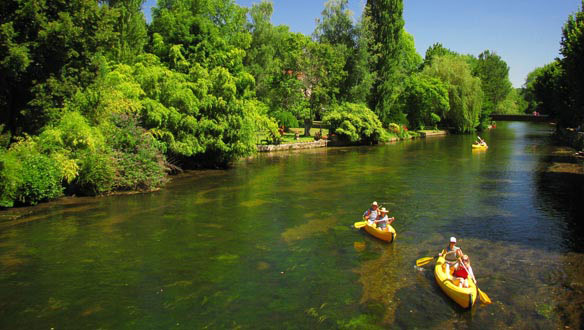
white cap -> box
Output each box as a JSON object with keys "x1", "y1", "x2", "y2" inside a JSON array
[
  {"x1": 450, "y1": 237, "x2": 457, "y2": 243},
  {"x1": 372, "y1": 201, "x2": 378, "y2": 206}
]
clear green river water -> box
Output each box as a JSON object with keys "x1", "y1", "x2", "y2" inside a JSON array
[{"x1": 1, "y1": 122, "x2": 584, "y2": 329}]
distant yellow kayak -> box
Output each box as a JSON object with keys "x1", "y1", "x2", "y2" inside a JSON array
[
  {"x1": 363, "y1": 223, "x2": 396, "y2": 243},
  {"x1": 472, "y1": 144, "x2": 488, "y2": 149},
  {"x1": 434, "y1": 255, "x2": 478, "y2": 308}
]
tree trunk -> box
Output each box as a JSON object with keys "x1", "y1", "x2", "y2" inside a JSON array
[{"x1": 303, "y1": 118, "x2": 312, "y2": 136}]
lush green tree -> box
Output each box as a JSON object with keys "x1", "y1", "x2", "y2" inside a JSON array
[
  {"x1": 474, "y1": 50, "x2": 512, "y2": 127},
  {"x1": 559, "y1": 0, "x2": 584, "y2": 126},
  {"x1": 104, "y1": 0, "x2": 148, "y2": 63},
  {"x1": 244, "y1": 0, "x2": 277, "y2": 100},
  {"x1": 365, "y1": 0, "x2": 405, "y2": 124},
  {"x1": 398, "y1": 30, "x2": 423, "y2": 74},
  {"x1": 525, "y1": 61, "x2": 566, "y2": 120},
  {"x1": 147, "y1": 0, "x2": 277, "y2": 165},
  {"x1": 298, "y1": 41, "x2": 347, "y2": 136},
  {"x1": 0, "y1": 0, "x2": 118, "y2": 136},
  {"x1": 244, "y1": 2, "x2": 317, "y2": 129},
  {"x1": 397, "y1": 73, "x2": 449, "y2": 130},
  {"x1": 423, "y1": 55, "x2": 483, "y2": 133},
  {"x1": 150, "y1": 0, "x2": 250, "y2": 71},
  {"x1": 522, "y1": 66, "x2": 546, "y2": 113},
  {"x1": 348, "y1": 15, "x2": 376, "y2": 104},
  {"x1": 313, "y1": 0, "x2": 357, "y2": 103},
  {"x1": 423, "y1": 43, "x2": 457, "y2": 68},
  {"x1": 496, "y1": 88, "x2": 527, "y2": 114},
  {"x1": 314, "y1": 0, "x2": 355, "y2": 47},
  {"x1": 323, "y1": 102, "x2": 388, "y2": 144},
  {"x1": 262, "y1": 30, "x2": 310, "y2": 124}
]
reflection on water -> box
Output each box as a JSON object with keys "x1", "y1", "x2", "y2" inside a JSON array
[{"x1": 1, "y1": 122, "x2": 584, "y2": 329}]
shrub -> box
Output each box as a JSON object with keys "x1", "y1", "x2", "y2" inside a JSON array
[
  {"x1": 0, "y1": 139, "x2": 62, "y2": 207},
  {"x1": 271, "y1": 111, "x2": 299, "y2": 131},
  {"x1": 76, "y1": 150, "x2": 116, "y2": 196},
  {"x1": 388, "y1": 123, "x2": 411, "y2": 139},
  {"x1": 0, "y1": 150, "x2": 20, "y2": 208},
  {"x1": 323, "y1": 103, "x2": 388, "y2": 145},
  {"x1": 17, "y1": 153, "x2": 63, "y2": 205},
  {"x1": 102, "y1": 113, "x2": 166, "y2": 191},
  {"x1": 0, "y1": 124, "x2": 10, "y2": 149}
]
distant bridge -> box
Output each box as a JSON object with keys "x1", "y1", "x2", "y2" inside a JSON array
[{"x1": 490, "y1": 114, "x2": 552, "y2": 122}]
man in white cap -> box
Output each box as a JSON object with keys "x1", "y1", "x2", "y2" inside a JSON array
[
  {"x1": 440, "y1": 236, "x2": 463, "y2": 277},
  {"x1": 363, "y1": 201, "x2": 379, "y2": 226}
]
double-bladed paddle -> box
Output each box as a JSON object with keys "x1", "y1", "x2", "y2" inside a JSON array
[
  {"x1": 416, "y1": 256, "x2": 435, "y2": 267},
  {"x1": 459, "y1": 260, "x2": 492, "y2": 304},
  {"x1": 353, "y1": 221, "x2": 367, "y2": 228}
]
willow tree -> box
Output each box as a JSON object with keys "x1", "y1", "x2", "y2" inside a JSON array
[
  {"x1": 397, "y1": 73, "x2": 450, "y2": 130},
  {"x1": 423, "y1": 55, "x2": 483, "y2": 133}
]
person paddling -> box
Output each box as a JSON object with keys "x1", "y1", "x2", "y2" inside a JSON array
[
  {"x1": 375, "y1": 207, "x2": 395, "y2": 232},
  {"x1": 453, "y1": 255, "x2": 476, "y2": 288},
  {"x1": 439, "y1": 237, "x2": 463, "y2": 277},
  {"x1": 363, "y1": 201, "x2": 379, "y2": 226},
  {"x1": 476, "y1": 136, "x2": 487, "y2": 146}
]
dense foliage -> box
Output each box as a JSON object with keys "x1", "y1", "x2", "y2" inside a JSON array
[
  {"x1": 522, "y1": 2, "x2": 584, "y2": 129},
  {"x1": 323, "y1": 103, "x2": 388, "y2": 144},
  {"x1": 474, "y1": 50, "x2": 512, "y2": 127},
  {"x1": 560, "y1": 1, "x2": 584, "y2": 126},
  {"x1": 0, "y1": 0, "x2": 518, "y2": 207},
  {"x1": 365, "y1": 0, "x2": 406, "y2": 125},
  {"x1": 397, "y1": 74, "x2": 449, "y2": 130},
  {"x1": 423, "y1": 55, "x2": 483, "y2": 133}
]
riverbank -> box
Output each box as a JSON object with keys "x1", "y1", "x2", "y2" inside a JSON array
[{"x1": 256, "y1": 130, "x2": 448, "y2": 152}]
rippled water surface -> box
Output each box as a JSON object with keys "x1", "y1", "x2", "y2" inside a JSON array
[{"x1": 1, "y1": 122, "x2": 584, "y2": 329}]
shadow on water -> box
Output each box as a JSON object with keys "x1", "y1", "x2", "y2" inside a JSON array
[{"x1": 535, "y1": 162, "x2": 584, "y2": 253}]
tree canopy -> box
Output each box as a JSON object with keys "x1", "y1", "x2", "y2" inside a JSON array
[{"x1": 0, "y1": 0, "x2": 520, "y2": 207}]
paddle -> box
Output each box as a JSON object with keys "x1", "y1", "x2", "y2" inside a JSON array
[
  {"x1": 416, "y1": 256, "x2": 435, "y2": 267},
  {"x1": 459, "y1": 259, "x2": 492, "y2": 304},
  {"x1": 477, "y1": 287, "x2": 492, "y2": 304},
  {"x1": 354, "y1": 221, "x2": 367, "y2": 229}
]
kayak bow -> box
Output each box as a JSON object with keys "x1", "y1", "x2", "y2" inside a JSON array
[{"x1": 362, "y1": 223, "x2": 396, "y2": 243}]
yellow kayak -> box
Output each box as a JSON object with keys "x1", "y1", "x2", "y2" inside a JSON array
[
  {"x1": 434, "y1": 255, "x2": 478, "y2": 309},
  {"x1": 363, "y1": 223, "x2": 396, "y2": 243},
  {"x1": 472, "y1": 144, "x2": 488, "y2": 149}
]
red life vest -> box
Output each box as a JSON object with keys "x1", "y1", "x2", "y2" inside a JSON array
[{"x1": 453, "y1": 265, "x2": 468, "y2": 279}]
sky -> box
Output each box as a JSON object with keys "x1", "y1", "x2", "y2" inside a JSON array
[{"x1": 143, "y1": 0, "x2": 583, "y2": 88}]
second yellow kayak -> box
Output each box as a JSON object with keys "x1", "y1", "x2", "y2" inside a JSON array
[
  {"x1": 434, "y1": 255, "x2": 478, "y2": 309},
  {"x1": 472, "y1": 144, "x2": 488, "y2": 149}
]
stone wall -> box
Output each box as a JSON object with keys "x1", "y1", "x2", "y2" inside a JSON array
[
  {"x1": 418, "y1": 130, "x2": 448, "y2": 137},
  {"x1": 256, "y1": 139, "x2": 328, "y2": 152}
]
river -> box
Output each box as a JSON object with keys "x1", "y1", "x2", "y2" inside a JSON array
[{"x1": 1, "y1": 122, "x2": 583, "y2": 329}]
